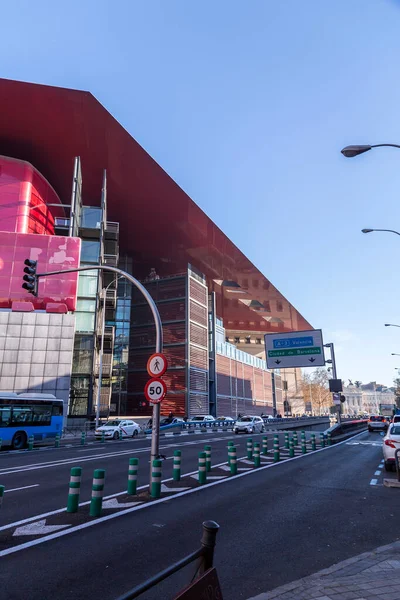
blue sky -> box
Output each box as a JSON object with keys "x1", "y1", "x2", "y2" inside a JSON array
[{"x1": 2, "y1": 0, "x2": 400, "y2": 386}]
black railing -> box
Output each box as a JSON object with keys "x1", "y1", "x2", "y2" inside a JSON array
[{"x1": 115, "y1": 520, "x2": 220, "y2": 600}]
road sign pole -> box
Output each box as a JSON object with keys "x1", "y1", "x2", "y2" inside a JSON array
[{"x1": 326, "y1": 342, "x2": 341, "y2": 424}]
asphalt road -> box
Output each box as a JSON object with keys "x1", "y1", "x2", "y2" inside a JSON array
[{"x1": 0, "y1": 427, "x2": 388, "y2": 600}]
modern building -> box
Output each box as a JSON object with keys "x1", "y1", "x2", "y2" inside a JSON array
[{"x1": 0, "y1": 78, "x2": 312, "y2": 421}]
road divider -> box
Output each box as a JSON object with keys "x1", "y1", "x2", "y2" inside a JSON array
[
  {"x1": 254, "y1": 442, "x2": 260, "y2": 468},
  {"x1": 55, "y1": 434, "x2": 60, "y2": 449},
  {"x1": 67, "y1": 467, "x2": 82, "y2": 513},
  {"x1": 247, "y1": 438, "x2": 253, "y2": 460},
  {"x1": 320, "y1": 433, "x2": 325, "y2": 448},
  {"x1": 81, "y1": 432, "x2": 86, "y2": 446},
  {"x1": 229, "y1": 446, "x2": 237, "y2": 475},
  {"x1": 293, "y1": 432, "x2": 298, "y2": 446},
  {"x1": 151, "y1": 459, "x2": 162, "y2": 498},
  {"x1": 128, "y1": 458, "x2": 138, "y2": 495},
  {"x1": 289, "y1": 438, "x2": 294, "y2": 458},
  {"x1": 311, "y1": 433, "x2": 316, "y2": 451},
  {"x1": 274, "y1": 435, "x2": 280, "y2": 462},
  {"x1": 262, "y1": 436, "x2": 268, "y2": 455},
  {"x1": 205, "y1": 445, "x2": 211, "y2": 472},
  {"x1": 198, "y1": 452, "x2": 207, "y2": 485},
  {"x1": 90, "y1": 469, "x2": 105, "y2": 517},
  {"x1": 0, "y1": 485, "x2": 4, "y2": 508},
  {"x1": 173, "y1": 450, "x2": 181, "y2": 482},
  {"x1": 28, "y1": 436, "x2": 34, "y2": 451}
]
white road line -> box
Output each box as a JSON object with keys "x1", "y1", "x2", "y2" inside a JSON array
[
  {"x1": 5, "y1": 484, "x2": 39, "y2": 493},
  {"x1": 370, "y1": 479, "x2": 378, "y2": 485},
  {"x1": 374, "y1": 470, "x2": 381, "y2": 476}
]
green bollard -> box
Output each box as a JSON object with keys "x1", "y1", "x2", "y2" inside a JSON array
[
  {"x1": 253, "y1": 442, "x2": 261, "y2": 468},
  {"x1": 273, "y1": 435, "x2": 280, "y2": 462},
  {"x1": 301, "y1": 438, "x2": 307, "y2": 454},
  {"x1": 301, "y1": 431, "x2": 306, "y2": 444},
  {"x1": 227, "y1": 441, "x2": 234, "y2": 465},
  {"x1": 229, "y1": 446, "x2": 237, "y2": 475},
  {"x1": 284, "y1": 432, "x2": 289, "y2": 449},
  {"x1": 0, "y1": 485, "x2": 4, "y2": 509},
  {"x1": 67, "y1": 466, "x2": 82, "y2": 513},
  {"x1": 150, "y1": 459, "x2": 162, "y2": 498},
  {"x1": 262, "y1": 436, "x2": 268, "y2": 455},
  {"x1": 55, "y1": 434, "x2": 60, "y2": 448},
  {"x1": 173, "y1": 450, "x2": 181, "y2": 482},
  {"x1": 311, "y1": 433, "x2": 316, "y2": 451},
  {"x1": 320, "y1": 433, "x2": 325, "y2": 448},
  {"x1": 293, "y1": 431, "x2": 298, "y2": 446},
  {"x1": 89, "y1": 469, "x2": 105, "y2": 517},
  {"x1": 81, "y1": 431, "x2": 86, "y2": 446},
  {"x1": 247, "y1": 438, "x2": 253, "y2": 460},
  {"x1": 204, "y1": 445, "x2": 211, "y2": 472},
  {"x1": 101, "y1": 431, "x2": 105, "y2": 443},
  {"x1": 28, "y1": 435, "x2": 34, "y2": 451},
  {"x1": 198, "y1": 452, "x2": 207, "y2": 485},
  {"x1": 0, "y1": 437, "x2": 3, "y2": 451},
  {"x1": 327, "y1": 432, "x2": 332, "y2": 446},
  {"x1": 128, "y1": 457, "x2": 139, "y2": 495},
  {"x1": 289, "y1": 438, "x2": 295, "y2": 458}
]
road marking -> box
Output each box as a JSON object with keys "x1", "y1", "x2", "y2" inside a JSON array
[
  {"x1": 237, "y1": 468, "x2": 252, "y2": 471},
  {"x1": 102, "y1": 499, "x2": 142, "y2": 509},
  {"x1": 13, "y1": 519, "x2": 71, "y2": 536},
  {"x1": 0, "y1": 429, "x2": 367, "y2": 557},
  {"x1": 160, "y1": 484, "x2": 190, "y2": 493},
  {"x1": 4, "y1": 484, "x2": 39, "y2": 493},
  {"x1": 370, "y1": 479, "x2": 378, "y2": 485},
  {"x1": 190, "y1": 474, "x2": 226, "y2": 481},
  {"x1": 374, "y1": 470, "x2": 381, "y2": 476}
]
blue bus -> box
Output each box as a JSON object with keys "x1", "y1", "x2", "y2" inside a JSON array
[{"x1": 0, "y1": 392, "x2": 64, "y2": 449}]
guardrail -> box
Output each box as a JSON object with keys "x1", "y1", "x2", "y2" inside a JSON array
[
  {"x1": 115, "y1": 520, "x2": 220, "y2": 600},
  {"x1": 327, "y1": 419, "x2": 368, "y2": 442}
]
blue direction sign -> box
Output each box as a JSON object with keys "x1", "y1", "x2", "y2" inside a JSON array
[{"x1": 265, "y1": 329, "x2": 325, "y2": 369}]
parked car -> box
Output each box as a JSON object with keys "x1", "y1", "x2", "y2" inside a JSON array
[
  {"x1": 392, "y1": 415, "x2": 400, "y2": 424},
  {"x1": 382, "y1": 424, "x2": 400, "y2": 471},
  {"x1": 190, "y1": 415, "x2": 215, "y2": 423},
  {"x1": 160, "y1": 417, "x2": 185, "y2": 426},
  {"x1": 262, "y1": 415, "x2": 275, "y2": 421},
  {"x1": 216, "y1": 416, "x2": 235, "y2": 423},
  {"x1": 95, "y1": 419, "x2": 141, "y2": 440},
  {"x1": 368, "y1": 415, "x2": 388, "y2": 433},
  {"x1": 234, "y1": 415, "x2": 265, "y2": 434}
]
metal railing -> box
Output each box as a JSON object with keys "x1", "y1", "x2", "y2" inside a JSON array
[{"x1": 115, "y1": 520, "x2": 219, "y2": 600}]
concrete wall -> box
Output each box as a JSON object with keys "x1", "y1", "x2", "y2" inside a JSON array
[{"x1": 0, "y1": 311, "x2": 75, "y2": 415}]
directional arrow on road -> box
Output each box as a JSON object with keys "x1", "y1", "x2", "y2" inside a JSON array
[
  {"x1": 13, "y1": 519, "x2": 71, "y2": 536},
  {"x1": 102, "y1": 498, "x2": 143, "y2": 509},
  {"x1": 160, "y1": 484, "x2": 190, "y2": 493}
]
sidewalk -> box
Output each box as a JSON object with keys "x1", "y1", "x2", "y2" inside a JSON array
[{"x1": 247, "y1": 540, "x2": 400, "y2": 600}]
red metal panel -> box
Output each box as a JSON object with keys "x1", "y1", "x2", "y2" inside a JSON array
[
  {"x1": 0, "y1": 231, "x2": 80, "y2": 310},
  {"x1": 189, "y1": 322, "x2": 207, "y2": 347},
  {"x1": 189, "y1": 300, "x2": 208, "y2": 326}
]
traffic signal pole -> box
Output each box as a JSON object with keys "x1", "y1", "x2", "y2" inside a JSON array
[
  {"x1": 325, "y1": 342, "x2": 341, "y2": 424},
  {"x1": 34, "y1": 264, "x2": 163, "y2": 491}
]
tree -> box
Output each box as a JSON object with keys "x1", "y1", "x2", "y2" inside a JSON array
[
  {"x1": 301, "y1": 368, "x2": 332, "y2": 415},
  {"x1": 394, "y1": 377, "x2": 400, "y2": 409}
]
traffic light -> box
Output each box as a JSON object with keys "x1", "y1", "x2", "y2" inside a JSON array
[
  {"x1": 340, "y1": 394, "x2": 346, "y2": 403},
  {"x1": 22, "y1": 259, "x2": 38, "y2": 296}
]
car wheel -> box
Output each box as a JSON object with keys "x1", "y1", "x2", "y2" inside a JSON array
[
  {"x1": 368, "y1": 428, "x2": 372, "y2": 432},
  {"x1": 132, "y1": 429, "x2": 138, "y2": 437},
  {"x1": 12, "y1": 431, "x2": 27, "y2": 450},
  {"x1": 113, "y1": 431, "x2": 119, "y2": 440},
  {"x1": 235, "y1": 430, "x2": 238, "y2": 434}
]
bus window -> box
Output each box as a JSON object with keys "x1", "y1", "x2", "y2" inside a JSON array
[
  {"x1": 52, "y1": 404, "x2": 63, "y2": 416},
  {"x1": 0, "y1": 407, "x2": 11, "y2": 426},
  {"x1": 32, "y1": 406, "x2": 52, "y2": 425},
  {"x1": 10, "y1": 407, "x2": 33, "y2": 425}
]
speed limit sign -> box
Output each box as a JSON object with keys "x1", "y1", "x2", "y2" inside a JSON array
[{"x1": 144, "y1": 378, "x2": 167, "y2": 404}]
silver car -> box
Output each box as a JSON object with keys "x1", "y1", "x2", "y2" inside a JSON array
[{"x1": 234, "y1": 415, "x2": 265, "y2": 434}]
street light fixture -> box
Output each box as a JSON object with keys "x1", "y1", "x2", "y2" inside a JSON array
[
  {"x1": 391, "y1": 353, "x2": 400, "y2": 356},
  {"x1": 385, "y1": 324, "x2": 400, "y2": 328},
  {"x1": 361, "y1": 228, "x2": 400, "y2": 237},
  {"x1": 341, "y1": 143, "x2": 400, "y2": 158}
]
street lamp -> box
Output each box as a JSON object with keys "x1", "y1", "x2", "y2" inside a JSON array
[
  {"x1": 385, "y1": 324, "x2": 400, "y2": 328},
  {"x1": 341, "y1": 143, "x2": 400, "y2": 158},
  {"x1": 362, "y1": 228, "x2": 400, "y2": 237},
  {"x1": 391, "y1": 353, "x2": 400, "y2": 356}
]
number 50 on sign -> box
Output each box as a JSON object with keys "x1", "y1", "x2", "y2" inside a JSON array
[{"x1": 144, "y1": 378, "x2": 167, "y2": 404}]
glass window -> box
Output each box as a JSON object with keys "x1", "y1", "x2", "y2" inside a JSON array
[
  {"x1": 75, "y1": 312, "x2": 95, "y2": 333},
  {"x1": 78, "y1": 270, "x2": 98, "y2": 298},
  {"x1": 81, "y1": 240, "x2": 100, "y2": 264},
  {"x1": 10, "y1": 406, "x2": 33, "y2": 425},
  {"x1": 52, "y1": 404, "x2": 63, "y2": 416},
  {"x1": 73, "y1": 336, "x2": 94, "y2": 374},
  {"x1": 76, "y1": 299, "x2": 96, "y2": 312},
  {"x1": 0, "y1": 406, "x2": 11, "y2": 426},
  {"x1": 245, "y1": 337, "x2": 251, "y2": 344},
  {"x1": 81, "y1": 207, "x2": 102, "y2": 229},
  {"x1": 32, "y1": 405, "x2": 52, "y2": 425},
  {"x1": 70, "y1": 377, "x2": 90, "y2": 416}
]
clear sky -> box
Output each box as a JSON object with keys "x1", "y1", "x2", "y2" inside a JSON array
[{"x1": 1, "y1": 0, "x2": 400, "y2": 386}]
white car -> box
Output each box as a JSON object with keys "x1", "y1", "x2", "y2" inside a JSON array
[
  {"x1": 190, "y1": 415, "x2": 215, "y2": 423},
  {"x1": 383, "y1": 424, "x2": 400, "y2": 471},
  {"x1": 95, "y1": 419, "x2": 141, "y2": 440},
  {"x1": 234, "y1": 415, "x2": 265, "y2": 434}
]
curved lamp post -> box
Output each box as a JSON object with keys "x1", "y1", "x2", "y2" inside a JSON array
[
  {"x1": 341, "y1": 144, "x2": 400, "y2": 158},
  {"x1": 362, "y1": 228, "x2": 400, "y2": 237},
  {"x1": 385, "y1": 324, "x2": 400, "y2": 328}
]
